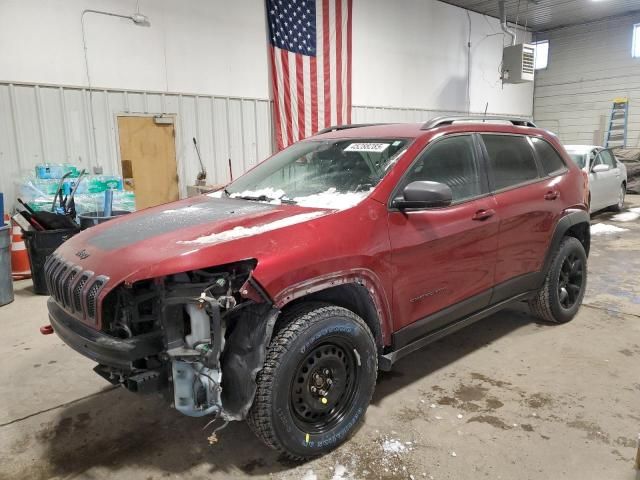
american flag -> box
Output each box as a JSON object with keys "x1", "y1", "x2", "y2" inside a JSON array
[{"x1": 267, "y1": 0, "x2": 353, "y2": 150}]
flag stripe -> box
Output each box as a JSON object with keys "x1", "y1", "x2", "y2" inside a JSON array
[
  {"x1": 280, "y1": 49, "x2": 294, "y2": 146},
  {"x1": 341, "y1": 0, "x2": 349, "y2": 123},
  {"x1": 303, "y1": 56, "x2": 312, "y2": 138},
  {"x1": 328, "y1": 0, "x2": 337, "y2": 126},
  {"x1": 296, "y1": 53, "x2": 305, "y2": 140},
  {"x1": 335, "y1": 0, "x2": 343, "y2": 126},
  {"x1": 310, "y1": 55, "x2": 318, "y2": 134},
  {"x1": 269, "y1": 49, "x2": 284, "y2": 149},
  {"x1": 346, "y1": 0, "x2": 352, "y2": 123},
  {"x1": 322, "y1": 0, "x2": 331, "y2": 129},
  {"x1": 316, "y1": 1, "x2": 324, "y2": 132}
]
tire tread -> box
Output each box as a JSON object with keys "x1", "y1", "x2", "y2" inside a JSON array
[{"x1": 529, "y1": 236, "x2": 585, "y2": 323}]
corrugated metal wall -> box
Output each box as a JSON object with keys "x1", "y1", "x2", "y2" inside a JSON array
[
  {"x1": 534, "y1": 12, "x2": 640, "y2": 147},
  {"x1": 0, "y1": 81, "x2": 274, "y2": 209}
]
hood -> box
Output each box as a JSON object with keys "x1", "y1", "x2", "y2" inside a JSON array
[{"x1": 55, "y1": 195, "x2": 331, "y2": 287}]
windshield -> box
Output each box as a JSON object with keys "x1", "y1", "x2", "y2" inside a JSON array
[
  {"x1": 223, "y1": 138, "x2": 409, "y2": 209},
  {"x1": 568, "y1": 153, "x2": 587, "y2": 169}
]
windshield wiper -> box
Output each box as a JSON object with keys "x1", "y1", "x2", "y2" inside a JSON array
[{"x1": 232, "y1": 194, "x2": 297, "y2": 204}]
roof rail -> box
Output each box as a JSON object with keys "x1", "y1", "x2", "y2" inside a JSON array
[
  {"x1": 315, "y1": 123, "x2": 389, "y2": 135},
  {"x1": 421, "y1": 116, "x2": 537, "y2": 130}
]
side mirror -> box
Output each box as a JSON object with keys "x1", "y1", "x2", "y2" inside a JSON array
[
  {"x1": 592, "y1": 164, "x2": 610, "y2": 173},
  {"x1": 393, "y1": 181, "x2": 453, "y2": 209}
]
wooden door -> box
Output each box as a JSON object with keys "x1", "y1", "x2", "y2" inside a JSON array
[{"x1": 117, "y1": 116, "x2": 179, "y2": 210}]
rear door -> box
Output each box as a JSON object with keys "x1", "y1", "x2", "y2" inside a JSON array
[
  {"x1": 387, "y1": 134, "x2": 499, "y2": 345},
  {"x1": 480, "y1": 134, "x2": 567, "y2": 302}
]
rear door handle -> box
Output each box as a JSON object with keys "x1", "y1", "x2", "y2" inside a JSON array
[
  {"x1": 544, "y1": 191, "x2": 559, "y2": 200},
  {"x1": 472, "y1": 209, "x2": 495, "y2": 221}
]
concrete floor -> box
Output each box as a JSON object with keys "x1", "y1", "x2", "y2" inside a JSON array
[{"x1": 1, "y1": 198, "x2": 640, "y2": 480}]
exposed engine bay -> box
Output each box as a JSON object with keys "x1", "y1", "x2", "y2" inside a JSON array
[{"x1": 94, "y1": 260, "x2": 278, "y2": 421}]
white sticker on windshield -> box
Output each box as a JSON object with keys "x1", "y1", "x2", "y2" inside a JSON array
[{"x1": 344, "y1": 142, "x2": 390, "y2": 153}]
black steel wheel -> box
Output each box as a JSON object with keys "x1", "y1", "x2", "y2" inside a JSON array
[
  {"x1": 290, "y1": 338, "x2": 358, "y2": 434},
  {"x1": 530, "y1": 236, "x2": 587, "y2": 323},
  {"x1": 248, "y1": 304, "x2": 377, "y2": 459}
]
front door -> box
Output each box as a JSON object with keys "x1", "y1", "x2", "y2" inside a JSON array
[
  {"x1": 388, "y1": 134, "x2": 499, "y2": 345},
  {"x1": 590, "y1": 149, "x2": 620, "y2": 210},
  {"x1": 117, "y1": 116, "x2": 179, "y2": 210}
]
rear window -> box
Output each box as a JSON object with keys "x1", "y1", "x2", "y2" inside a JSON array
[
  {"x1": 482, "y1": 135, "x2": 539, "y2": 191},
  {"x1": 531, "y1": 138, "x2": 566, "y2": 175}
]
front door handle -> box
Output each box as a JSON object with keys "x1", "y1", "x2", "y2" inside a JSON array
[
  {"x1": 544, "y1": 191, "x2": 559, "y2": 200},
  {"x1": 472, "y1": 209, "x2": 495, "y2": 221}
]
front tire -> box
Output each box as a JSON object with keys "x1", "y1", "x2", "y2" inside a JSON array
[
  {"x1": 248, "y1": 304, "x2": 377, "y2": 459},
  {"x1": 529, "y1": 236, "x2": 587, "y2": 324}
]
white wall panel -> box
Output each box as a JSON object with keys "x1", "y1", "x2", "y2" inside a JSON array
[
  {"x1": 0, "y1": 0, "x2": 270, "y2": 99},
  {"x1": 534, "y1": 12, "x2": 640, "y2": 147},
  {"x1": 0, "y1": 82, "x2": 274, "y2": 210},
  {"x1": 353, "y1": 0, "x2": 533, "y2": 116}
]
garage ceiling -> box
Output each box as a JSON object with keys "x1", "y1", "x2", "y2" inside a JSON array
[{"x1": 439, "y1": 0, "x2": 640, "y2": 32}]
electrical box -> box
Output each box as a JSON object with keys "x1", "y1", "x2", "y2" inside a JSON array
[{"x1": 502, "y1": 43, "x2": 535, "y2": 84}]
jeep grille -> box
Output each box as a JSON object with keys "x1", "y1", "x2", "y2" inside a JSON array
[{"x1": 44, "y1": 254, "x2": 108, "y2": 322}]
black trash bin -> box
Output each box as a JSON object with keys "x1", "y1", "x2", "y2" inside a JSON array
[
  {"x1": 78, "y1": 210, "x2": 130, "y2": 230},
  {"x1": 24, "y1": 228, "x2": 80, "y2": 295}
]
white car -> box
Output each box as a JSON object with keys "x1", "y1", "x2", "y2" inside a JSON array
[{"x1": 564, "y1": 145, "x2": 627, "y2": 213}]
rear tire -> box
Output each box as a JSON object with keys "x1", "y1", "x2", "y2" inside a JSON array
[
  {"x1": 248, "y1": 304, "x2": 377, "y2": 460},
  {"x1": 529, "y1": 237, "x2": 587, "y2": 324}
]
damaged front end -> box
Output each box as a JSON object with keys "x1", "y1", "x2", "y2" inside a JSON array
[{"x1": 94, "y1": 260, "x2": 278, "y2": 421}]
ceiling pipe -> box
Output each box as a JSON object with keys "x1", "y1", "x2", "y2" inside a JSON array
[{"x1": 499, "y1": 0, "x2": 516, "y2": 46}]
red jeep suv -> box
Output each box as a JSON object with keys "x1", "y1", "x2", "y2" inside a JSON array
[{"x1": 44, "y1": 117, "x2": 590, "y2": 459}]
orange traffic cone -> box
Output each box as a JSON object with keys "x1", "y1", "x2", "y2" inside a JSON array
[{"x1": 8, "y1": 215, "x2": 31, "y2": 280}]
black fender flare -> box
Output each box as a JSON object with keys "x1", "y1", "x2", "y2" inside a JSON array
[
  {"x1": 220, "y1": 305, "x2": 279, "y2": 420},
  {"x1": 540, "y1": 209, "x2": 590, "y2": 283}
]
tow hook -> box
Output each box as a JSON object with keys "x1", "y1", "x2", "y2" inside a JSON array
[{"x1": 40, "y1": 324, "x2": 54, "y2": 335}]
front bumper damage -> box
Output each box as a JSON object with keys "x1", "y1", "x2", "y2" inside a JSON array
[{"x1": 47, "y1": 273, "x2": 279, "y2": 422}]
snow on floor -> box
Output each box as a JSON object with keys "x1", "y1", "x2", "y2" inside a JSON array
[
  {"x1": 301, "y1": 470, "x2": 318, "y2": 480},
  {"x1": 590, "y1": 223, "x2": 629, "y2": 235},
  {"x1": 330, "y1": 464, "x2": 350, "y2": 480},
  {"x1": 611, "y1": 211, "x2": 640, "y2": 222},
  {"x1": 382, "y1": 438, "x2": 407, "y2": 454},
  {"x1": 180, "y1": 211, "x2": 325, "y2": 245}
]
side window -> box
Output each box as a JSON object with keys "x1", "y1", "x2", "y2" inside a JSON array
[
  {"x1": 482, "y1": 135, "x2": 539, "y2": 191},
  {"x1": 403, "y1": 135, "x2": 482, "y2": 203},
  {"x1": 531, "y1": 138, "x2": 566, "y2": 175},
  {"x1": 599, "y1": 150, "x2": 616, "y2": 168}
]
